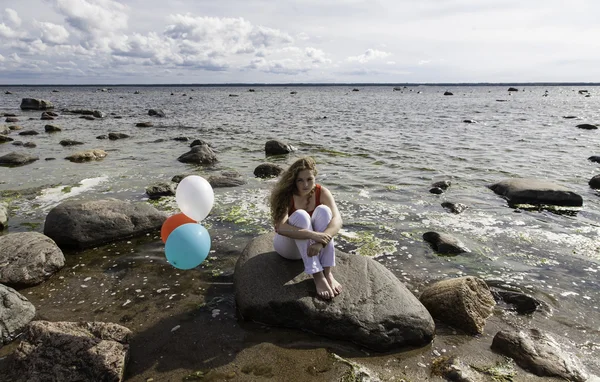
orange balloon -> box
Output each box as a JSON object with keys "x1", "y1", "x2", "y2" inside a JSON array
[{"x1": 161, "y1": 213, "x2": 197, "y2": 243}]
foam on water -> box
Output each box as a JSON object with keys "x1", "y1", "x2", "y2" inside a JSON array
[{"x1": 34, "y1": 176, "x2": 110, "y2": 211}]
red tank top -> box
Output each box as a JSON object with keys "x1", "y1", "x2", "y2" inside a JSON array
[{"x1": 289, "y1": 184, "x2": 321, "y2": 217}]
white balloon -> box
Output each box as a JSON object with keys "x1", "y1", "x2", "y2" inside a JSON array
[{"x1": 175, "y1": 175, "x2": 214, "y2": 222}]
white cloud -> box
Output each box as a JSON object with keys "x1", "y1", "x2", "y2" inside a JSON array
[
  {"x1": 0, "y1": 53, "x2": 4, "y2": 62},
  {"x1": 5, "y1": 8, "x2": 21, "y2": 26},
  {"x1": 0, "y1": 23, "x2": 17, "y2": 39},
  {"x1": 35, "y1": 21, "x2": 69, "y2": 44},
  {"x1": 347, "y1": 49, "x2": 391, "y2": 63},
  {"x1": 53, "y1": 0, "x2": 128, "y2": 48},
  {"x1": 305, "y1": 47, "x2": 331, "y2": 64}
]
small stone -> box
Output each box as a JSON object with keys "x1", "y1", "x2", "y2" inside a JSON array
[{"x1": 171, "y1": 325, "x2": 180, "y2": 332}]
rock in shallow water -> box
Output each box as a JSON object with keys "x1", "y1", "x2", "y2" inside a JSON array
[
  {"x1": 0, "y1": 152, "x2": 39, "y2": 166},
  {"x1": 491, "y1": 328, "x2": 589, "y2": 382},
  {"x1": 422, "y1": 231, "x2": 470, "y2": 255},
  {"x1": 419, "y1": 276, "x2": 495, "y2": 335},
  {"x1": 43, "y1": 198, "x2": 167, "y2": 249},
  {"x1": 234, "y1": 232, "x2": 435, "y2": 352},
  {"x1": 489, "y1": 178, "x2": 583, "y2": 207}
]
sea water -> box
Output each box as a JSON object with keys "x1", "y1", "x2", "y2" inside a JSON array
[{"x1": 1, "y1": 85, "x2": 599, "y2": 364}]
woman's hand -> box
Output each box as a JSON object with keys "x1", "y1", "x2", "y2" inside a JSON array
[
  {"x1": 308, "y1": 242, "x2": 324, "y2": 257},
  {"x1": 311, "y1": 232, "x2": 332, "y2": 245}
]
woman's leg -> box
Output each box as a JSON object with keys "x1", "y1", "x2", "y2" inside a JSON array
[
  {"x1": 274, "y1": 209, "x2": 333, "y2": 299},
  {"x1": 311, "y1": 205, "x2": 342, "y2": 295},
  {"x1": 311, "y1": 205, "x2": 335, "y2": 268}
]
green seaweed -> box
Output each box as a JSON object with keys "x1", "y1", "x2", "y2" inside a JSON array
[
  {"x1": 61, "y1": 186, "x2": 72, "y2": 193},
  {"x1": 340, "y1": 230, "x2": 397, "y2": 257},
  {"x1": 471, "y1": 358, "x2": 516, "y2": 382},
  {"x1": 20, "y1": 222, "x2": 41, "y2": 230}
]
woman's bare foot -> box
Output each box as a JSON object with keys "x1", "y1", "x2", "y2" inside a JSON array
[
  {"x1": 313, "y1": 272, "x2": 334, "y2": 300},
  {"x1": 324, "y1": 268, "x2": 342, "y2": 296}
]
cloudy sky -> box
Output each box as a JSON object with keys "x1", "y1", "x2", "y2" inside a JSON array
[{"x1": 0, "y1": 0, "x2": 599, "y2": 84}]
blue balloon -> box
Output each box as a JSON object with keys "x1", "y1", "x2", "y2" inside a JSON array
[{"x1": 164, "y1": 223, "x2": 211, "y2": 270}]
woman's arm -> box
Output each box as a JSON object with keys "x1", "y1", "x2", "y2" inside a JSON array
[{"x1": 275, "y1": 215, "x2": 318, "y2": 240}]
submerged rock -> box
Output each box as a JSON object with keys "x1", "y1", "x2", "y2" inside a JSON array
[
  {"x1": 0, "y1": 152, "x2": 39, "y2": 166},
  {"x1": 491, "y1": 329, "x2": 588, "y2": 382},
  {"x1": 108, "y1": 132, "x2": 130, "y2": 140},
  {"x1": 18, "y1": 130, "x2": 38, "y2": 136},
  {"x1": 0, "y1": 232, "x2": 65, "y2": 287},
  {"x1": 6, "y1": 321, "x2": 130, "y2": 382},
  {"x1": 265, "y1": 140, "x2": 295, "y2": 156},
  {"x1": 489, "y1": 178, "x2": 583, "y2": 207},
  {"x1": 145, "y1": 182, "x2": 175, "y2": 199},
  {"x1": 0, "y1": 134, "x2": 14, "y2": 143},
  {"x1": 432, "y1": 180, "x2": 451, "y2": 190},
  {"x1": 254, "y1": 163, "x2": 284, "y2": 178},
  {"x1": 44, "y1": 198, "x2": 166, "y2": 249},
  {"x1": 208, "y1": 176, "x2": 246, "y2": 188},
  {"x1": 0, "y1": 284, "x2": 36, "y2": 346},
  {"x1": 65, "y1": 149, "x2": 107, "y2": 162},
  {"x1": 422, "y1": 231, "x2": 470, "y2": 255},
  {"x1": 431, "y1": 355, "x2": 483, "y2": 382},
  {"x1": 419, "y1": 276, "x2": 495, "y2": 335},
  {"x1": 489, "y1": 288, "x2": 542, "y2": 315},
  {"x1": 59, "y1": 139, "x2": 84, "y2": 146},
  {"x1": 234, "y1": 232, "x2": 435, "y2": 352},
  {"x1": 148, "y1": 109, "x2": 165, "y2": 117},
  {"x1": 577, "y1": 123, "x2": 598, "y2": 130},
  {"x1": 177, "y1": 144, "x2": 218, "y2": 165},
  {"x1": 441, "y1": 202, "x2": 468, "y2": 214},
  {"x1": 20, "y1": 98, "x2": 54, "y2": 110},
  {"x1": 589, "y1": 175, "x2": 600, "y2": 189},
  {"x1": 44, "y1": 124, "x2": 61, "y2": 132}
]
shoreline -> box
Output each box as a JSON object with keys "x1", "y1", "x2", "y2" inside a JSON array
[{"x1": 1, "y1": 226, "x2": 598, "y2": 381}]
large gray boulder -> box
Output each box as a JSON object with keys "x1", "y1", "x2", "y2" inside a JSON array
[
  {"x1": 419, "y1": 276, "x2": 496, "y2": 335},
  {"x1": 43, "y1": 198, "x2": 167, "y2": 249},
  {"x1": 0, "y1": 202, "x2": 7, "y2": 229},
  {"x1": 491, "y1": 329, "x2": 589, "y2": 382},
  {"x1": 0, "y1": 284, "x2": 36, "y2": 346},
  {"x1": 6, "y1": 321, "x2": 130, "y2": 382},
  {"x1": 0, "y1": 232, "x2": 65, "y2": 287},
  {"x1": 20, "y1": 98, "x2": 54, "y2": 110},
  {"x1": 0, "y1": 152, "x2": 39, "y2": 166},
  {"x1": 489, "y1": 178, "x2": 583, "y2": 207},
  {"x1": 234, "y1": 232, "x2": 435, "y2": 352},
  {"x1": 177, "y1": 144, "x2": 218, "y2": 165}
]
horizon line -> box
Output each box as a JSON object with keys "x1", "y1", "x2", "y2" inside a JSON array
[{"x1": 1, "y1": 81, "x2": 600, "y2": 87}]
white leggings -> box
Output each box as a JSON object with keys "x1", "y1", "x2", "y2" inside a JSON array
[{"x1": 274, "y1": 205, "x2": 336, "y2": 275}]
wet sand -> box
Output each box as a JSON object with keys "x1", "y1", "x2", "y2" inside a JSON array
[{"x1": 0, "y1": 228, "x2": 597, "y2": 382}]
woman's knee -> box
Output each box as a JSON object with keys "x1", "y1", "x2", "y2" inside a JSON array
[
  {"x1": 288, "y1": 209, "x2": 312, "y2": 229},
  {"x1": 312, "y1": 205, "x2": 332, "y2": 221}
]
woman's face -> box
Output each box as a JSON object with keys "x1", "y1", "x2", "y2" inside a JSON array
[{"x1": 295, "y1": 169, "x2": 315, "y2": 196}]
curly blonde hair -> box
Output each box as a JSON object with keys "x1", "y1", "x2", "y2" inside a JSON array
[{"x1": 270, "y1": 157, "x2": 318, "y2": 225}]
